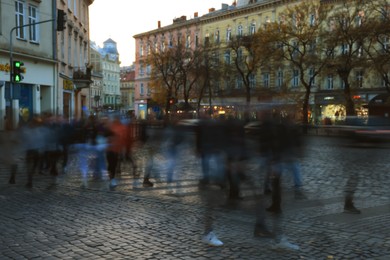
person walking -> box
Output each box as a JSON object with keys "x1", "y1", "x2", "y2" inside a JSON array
[{"x1": 106, "y1": 116, "x2": 127, "y2": 189}]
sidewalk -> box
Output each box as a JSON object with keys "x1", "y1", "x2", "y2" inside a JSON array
[{"x1": 1, "y1": 135, "x2": 390, "y2": 259}]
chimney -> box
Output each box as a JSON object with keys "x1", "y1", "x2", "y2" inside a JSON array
[
  {"x1": 158, "y1": 21, "x2": 161, "y2": 28},
  {"x1": 194, "y1": 12, "x2": 198, "y2": 18},
  {"x1": 209, "y1": 8, "x2": 215, "y2": 13}
]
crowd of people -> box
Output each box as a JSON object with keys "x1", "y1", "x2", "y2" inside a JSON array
[{"x1": 2, "y1": 109, "x2": 349, "y2": 251}]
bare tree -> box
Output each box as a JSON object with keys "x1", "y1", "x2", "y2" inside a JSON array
[
  {"x1": 147, "y1": 41, "x2": 181, "y2": 118},
  {"x1": 322, "y1": 0, "x2": 372, "y2": 117},
  {"x1": 266, "y1": 1, "x2": 332, "y2": 127},
  {"x1": 364, "y1": 0, "x2": 390, "y2": 92}
]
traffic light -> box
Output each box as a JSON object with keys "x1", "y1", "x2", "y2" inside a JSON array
[
  {"x1": 57, "y1": 9, "x2": 66, "y2": 31},
  {"x1": 169, "y1": 98, "x2": 175, "y2": 105},
  {"x1": 12, "y1": 61, "x2": 24, "y2": 83}
]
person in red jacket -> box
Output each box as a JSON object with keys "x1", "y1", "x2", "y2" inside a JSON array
[{"x1": 106, "y1": 116, "x2": 127, "y2": 189}]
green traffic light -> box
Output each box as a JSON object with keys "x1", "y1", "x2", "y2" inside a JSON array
[
  {"x1": 14, "y1": 61, "x2": 21, "y2": 68},
  {"x1": 14, "y1": 75, "x2": 20, "y2": 82}
]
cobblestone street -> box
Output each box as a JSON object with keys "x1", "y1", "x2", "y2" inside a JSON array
[{"x1": 1, "y1": 132, "x2": 390, "y2": 259}]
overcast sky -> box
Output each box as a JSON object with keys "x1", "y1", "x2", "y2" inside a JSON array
[{"x1": 89, "y1": 0, "x2": 226, "y2": 67}]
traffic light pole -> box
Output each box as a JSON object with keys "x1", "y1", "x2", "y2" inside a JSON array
[{"x1": 8, "y1": 19, "x2": 55, "y2": 129}]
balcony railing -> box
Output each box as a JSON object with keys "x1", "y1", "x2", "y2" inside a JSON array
[{"x1": 73, "y1": 66, "x2": 92, "y2": 89}]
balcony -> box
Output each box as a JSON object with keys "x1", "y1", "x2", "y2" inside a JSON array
[{"x1": 73, "y1": 66, "x2": 93, "y2": 89}]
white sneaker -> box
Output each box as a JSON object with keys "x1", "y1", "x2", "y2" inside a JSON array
[
  {"x1": 273, "y1": 237, "x2": 300, "y2": 251},
  {"x1": 110, "y1": 178, "x2": 118, "y2": 187},
  {"x1": 202, "y1": 232, "x2": 223, "y2": 246}
]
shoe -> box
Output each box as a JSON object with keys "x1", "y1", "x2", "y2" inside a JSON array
[
  {"x1": 110, "y1": 178, "x2": 118, "y2": 187},
  {"x1": 25, "y1": 182, "x2": 32, "y2": 188},
  {"x1": 273, "y1": 237, "x2": 300, "y2": 251},
  {"x1": 202, "y1": 232, "x2": 223, "y2": 246},
  {"x1": 344, "y1": 206, "x2": 361, "y2": 214},
  {"x1": 142, "y1": 179, "x2": 154, "y2": 187},
  {"x1": 253, "y1": 227, "x2": 273, "y2": 238}
]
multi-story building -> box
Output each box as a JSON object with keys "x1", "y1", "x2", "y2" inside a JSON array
[
  {"x1": 89, "y1": 41, "x2": 103, "y2": 115},
  {"x1": 0, "y1": 0, "x2": 57, "y2": 130},
  {"x1": 56, "y1": 0, "x2": 94, "y2": 121},
  {"x1": 134, "y1": 0, "x2": 390, "y2": 123},
  {"x1": 120, "y1": 65, "x2": 136, "y2": 117},
  {"x1": 133, "y1": 13, "x2": 203, "y2": 119},
  {"x1": 100, "y1": 39, "x2": 121, "y2": 112}
]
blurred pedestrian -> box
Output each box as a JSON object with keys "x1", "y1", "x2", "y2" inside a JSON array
[
  {"x1": 19, "y1": 116, "x2": 46, "y2": 188},
  {"x1": 164, "y1": 121, "x2": 185, "y2": 192},
  {"x1": 224, "y1": 118, "x2": 247, "y2": 201},
  {"x1": 106, "y1": 116, "x2": 127, "y2": 189},
  {"x1": 195, "y1": 119, "x2": 226, "y2": 187},
  {"x1": 1, "y1": 128, "x2": 21, "y2": 185}
]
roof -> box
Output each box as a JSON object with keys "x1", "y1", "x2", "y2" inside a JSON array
[{"x1": 120, "y1": 70, "x2": 135, "y2": 82}]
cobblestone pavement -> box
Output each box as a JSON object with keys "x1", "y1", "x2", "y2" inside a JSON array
[{"x1": 1, "y1": 131, "x2": 390, "y2": 259}]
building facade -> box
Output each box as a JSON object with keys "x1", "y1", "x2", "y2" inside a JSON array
[
  {"x1": 89, "y1": 42, "x2": 103, "y2": 115},
  {"x1": 56, "y1": 0, "x2": 93, "y2": 122},
  {"x1": 133, "y1": 0, "x2": 390, "y2": 123},
  {"x1": 133, "y1": 12, "x2": 203, "y2": 119},
  {"x1": 0, "y1": 0, "x2": 57, "y2": 130},
  {"x1": 120, "y1": 65, "x2": 136, "y2": 117}
]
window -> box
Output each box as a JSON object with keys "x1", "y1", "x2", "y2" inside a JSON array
[
  {"x1": 382, "y1": 36, "x2": 389, "y2": 53},
  {"x1": 169, "y1": 36, "x2": 173, "y2": 48},
  {"x1": 146, "y1": 64, "x2": 151, "y2": 75},
  {"x1": 186, "y1": 34, "x2": 191, "y2": 48},
  {"x1": 262, "y1": 73, "x2": 270, "y2": 88},
  {"x1": 15, "y1": 1, "x2": 25, "y2": 39},
  {"x1": 292, "y1": 69, "x2": 299, "y2": 87},
  {"x1": 356, "y1": 70, "x2": 363, "y2": 88},
  {"x1": 340, "y1": 78, "x2": 345, "y2": 89},
  {"x1": 250, "y1": 22, "x2": 256, "y2": 35},
  {"x1": 309, "y1": 68, "x2": 315, "y2": 85},
  {"x1": 28, "y1": 5, "x2": 38, "y2": 42},
  {"x1": 139, "y1": 65, "x2": 144, "y2": 76},
  {"x1": 292, "y1": 41, "x2": 299, "y2": 58},
  {"x1": 146, "y1": 43, "x2": 150, "y2": 55},
  {"x1": 341, "y1": 43, "x2": 349, "y2": 55},
  {"x1": 236, "y1": 77, "x2": 243, "y2": 89},
  {"x1": 215, "y1": 30, "x2": 220, "y2": 43},
  {"x1": 308, "y1": 40, "x2": 316, "y2": 54},
  {"x1": 327, "y1": 75, "x2": 333, "y2": 89},
  {"x1": 356, "y1": 11, "x2": 364, "y2": 27},
  {"x1": 224, "y1": 50, "x2": 230, "y2": 65},
  {"x1": 139, "y1": 43, "x2": 144, "y2": 57},
  {"x1": 249, "y1": 73, "x2": 256, "y2": 88},
  {"x1": 309, "y1": 13, "x2": 316, "y2": 26},
  {"x1": 195, "y1": 34, "x2": 199, "y2": 48},
  {"x1": 68, "y1": 34, "x2": 72, "y2": 65},
  {"x1": 237, "y1": 25, "x2": 243, "y2": 37},
  {"x1": 237, "y1": 48, "x2": 243, "y2": 61},
  {"x1": 140, "y1": 83, "x2": 144, "y2": 95},
  {"x1": 226, "y1": 28, "x2": 231, "y2": 42},
  {"x1": 276, "y1": 68, "x2": 284, "y2": 88},
  {"x1": 177, "y1": 34, "x2": 181, "y2": 45}
]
